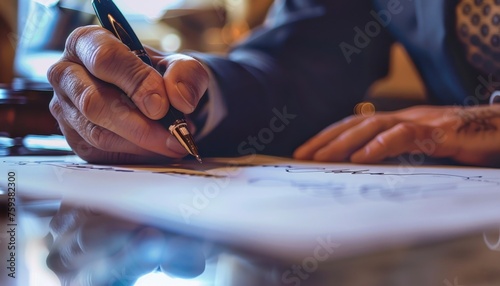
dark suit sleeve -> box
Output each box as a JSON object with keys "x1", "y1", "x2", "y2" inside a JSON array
[{"x1": 191, "y1": 0, "x2": 394, "y2": 157}]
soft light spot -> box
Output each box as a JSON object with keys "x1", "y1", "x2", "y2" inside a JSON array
[
  {"x1": 134, "y1": 272, "x2": 202, "y2": 286},
  {"x1": 161, "y1": 34, "x2": 182, "y2": 52},
  {"x1": 354, "y1": 102, "x2": 376, "y2": 117}
]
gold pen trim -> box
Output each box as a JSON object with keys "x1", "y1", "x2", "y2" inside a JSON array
[{"x1": 169, "y1": 121, "x2": 202, "y2": 163}]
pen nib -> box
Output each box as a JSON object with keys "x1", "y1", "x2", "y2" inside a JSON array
[
  {"x1": 169, "y1": 121, "x2": 202, "y2": 164},
  {"x1": 195, "y1": 155, "x2": 203, "y2": 164}
]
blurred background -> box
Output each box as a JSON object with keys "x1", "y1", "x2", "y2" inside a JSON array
[
  {"x1": 0, "y1": 0, "x2": 426, "y2": 144},
  {"x1": 0, "y1": 0, "x2": 274, "y2": 143}
]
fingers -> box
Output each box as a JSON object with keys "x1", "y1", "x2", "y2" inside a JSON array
[
  {"x1": 48, "y1": 26, "x2": 208, "y2": 160},
  {"x1": 293, "y1": 115, "x2": 365, "y2": 160},
  {"x1": 108, "y1": 229, "x2": 206, "y2": 280},
  {"x1": 157, "y1": 54, "x2": 209, "y2": 114},
  {"x1": 62, "y1": 26, "x2": 168, "y2": 119},
  {"x1": 350, "y1": 122, "x2": 430, "y2": 163},
  {"x1": 159, "y1": 237, "x2": 206, "y2": 278},
  {"x1": 49, "y1": 214, "x2": 206, "y2": 286},
  {"x1": 61, "y1": 26, "x2": 208, "y2": 118},
  {"x1": 48, "y1": 61, "x2": 187, "y2": 159},
  {"x1": 59, "y1": 120, "x2": 161, "y2": 164},
  {"x1": 47, "y1": 207, "x2": 98, "y2": 273},
  {"x1": 51, "y1": 93, "x2": 170, "y2": 163},
  {"x1": 296, "y1": 105, "x2": 500, "y2": 166},
  {"x1": 50, "y1": 96, "x2": 152, "y2": 158},
  {"x1": 48, "y1": 206, "x2": 95, "y2": 242},
  {"x1": 294, "y1": 113, "x2": 453, "y2": 164},
  {"x1": 312, "y1": 116, "x2": 398, "y2": 162}
]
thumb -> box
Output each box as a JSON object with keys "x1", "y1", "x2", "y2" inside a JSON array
[{"x1": 157, "y1": 54, "x2": 209, "y2": 114}]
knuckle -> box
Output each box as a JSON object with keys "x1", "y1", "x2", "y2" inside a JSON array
[
  {"x1": 47, "y1": 62, "x2": 89, "y2": 101},
  {"x1": 78, "y1": 85, "x2": 96, "y2": 118},
  {"x1": 66, "y1": 26, "x2": 88, "y2": 46},
  {"x1": 374, "y1": 134, "x2": 390, "y2": 149},
  {"x1": 65, "y1": 27, "x2": 85, "y2": 54},
  {"x1": 86, "y1": 124, "x2": 115, "y2": 151},
  {"x1": 49, "y1": 97, "x2": 62, "y2": 118},
  {"x1": 47, "y1": 61, "x2": 72, "y2": 86},
  {"x1": 90, "y1": 43, "x2": 121, "y2": 74},
  {"x1": 78, "y1": 85, "x2": 107, "y2": 122},
  {"x1": 65, "y1": 26, "x2": 100, "y2": 57},
  {"x1": 92, "y1": 48, "x2": 160, "y2": 101},
  {"x1": 394, "y1": 122, "x2": 418, "y2": 137}
]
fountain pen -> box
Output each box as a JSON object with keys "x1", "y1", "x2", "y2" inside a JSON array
[{"x1": 91, "y1": 0, "x2": 202, "y2": 163}]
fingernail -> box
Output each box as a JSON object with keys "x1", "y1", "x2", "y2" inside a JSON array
[
  {"x1": 176, "y1": 82, "x2": 195, "y2": 112},
  {"x1": 166, "y1": 136, "x2": 188, "y2": 156},
  {"x1": 144, "y1": 93, "x2": 163, "y2": 117}
]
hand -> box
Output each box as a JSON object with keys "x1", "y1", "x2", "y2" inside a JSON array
[
  {"x1": 46, "y1": 204, "x2": 206, "y2": 286},
  {"x1": 294, "y1": 105, "x2": 500, "y2": 167},
  {"x1": 48, "y1": 25, "x2": 209, "y2": 163}
]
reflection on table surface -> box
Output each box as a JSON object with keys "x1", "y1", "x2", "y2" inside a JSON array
[{"x1": 0, "y1": 194, "x2": 499, "y2": 286}]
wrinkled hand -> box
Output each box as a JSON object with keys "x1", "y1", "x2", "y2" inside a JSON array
[
  {"x1": 294, "y1": 105, "x2": 500, "y2": 167},
  {"x1": 48, "y1": 25, "x2": 209, "y2": 163},
  {"x1": 46, "y1": 204, "x2": 206, "y2": 286}
]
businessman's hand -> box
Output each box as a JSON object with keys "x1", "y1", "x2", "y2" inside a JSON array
[
  {"x1": 294, "y1": 105, "x2": 500, "y2": 167},
  {"x1": 46, "y1": 204, "x2": 206, "y2": 286},
  {"x1": 48, "y1": 25, "x2": 209, "y2": 163}
]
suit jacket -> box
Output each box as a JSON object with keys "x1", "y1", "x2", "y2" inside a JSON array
[{"x1": 194, "y1": 0, "x2": 484, "y2": 157}]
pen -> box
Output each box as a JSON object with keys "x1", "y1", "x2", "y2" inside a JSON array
[{"x1": 91, "y1": 0, "x2": 202, "y2": 163}]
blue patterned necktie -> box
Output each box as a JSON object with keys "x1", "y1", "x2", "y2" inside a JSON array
[{"x1": 456, "y1": 0, "x2": 500, "y2": 76}]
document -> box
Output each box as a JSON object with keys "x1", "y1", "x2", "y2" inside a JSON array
[{"x1": 1, "y1": 155, "x2": 500, "y2": 261}]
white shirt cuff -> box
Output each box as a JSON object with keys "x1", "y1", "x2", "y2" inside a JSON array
[
  {"x1": 193, "y1": 63, "x2": 228, "y2": 139},
  {"x1": 490, "y1": 91, "x2": 500, "y2": 105}
]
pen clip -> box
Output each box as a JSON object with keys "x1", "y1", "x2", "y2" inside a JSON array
[
  {"x1": 106, "y1": 13, "x2": 152, "y2": 65},
  {"x1": 92, "y1": 0, "x2": 144, "y2": 52},
  {"x1": 107, "y1": 14, "x2": 135, "y2": 48}
]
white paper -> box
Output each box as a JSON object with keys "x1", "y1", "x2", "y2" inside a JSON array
[{"x1": 2, "y1": 155, "x2": 500, "y2": 261}]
